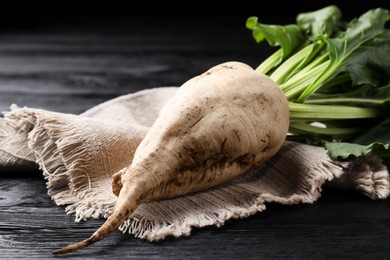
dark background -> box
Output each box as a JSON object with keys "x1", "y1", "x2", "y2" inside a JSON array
[{"x1": 1, "y1": 0, "x2": 388, "y2": 31}]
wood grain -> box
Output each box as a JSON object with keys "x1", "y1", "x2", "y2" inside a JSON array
[
  {"x1": 1, "y1": 178, "x2": 389, "y2": 259},
  {"x1": 0, "y1": 15, "x2": 389, "y2": 259},
  {"x1": 0, "y1": 20, "x2": 269, "y2": 114}
]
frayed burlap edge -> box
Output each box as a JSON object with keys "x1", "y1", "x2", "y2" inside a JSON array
[{"x1": 1, "y1": 88, "x2": 389, "y2": 242}]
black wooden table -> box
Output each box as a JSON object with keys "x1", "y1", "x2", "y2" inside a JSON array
[{"x1": 1, "y1": 10, "x2": 389, "y2": 259}]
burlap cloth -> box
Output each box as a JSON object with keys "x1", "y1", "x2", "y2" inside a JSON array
[{"x1": 1, "y1": 86, "x2": 389, "y2": 241}]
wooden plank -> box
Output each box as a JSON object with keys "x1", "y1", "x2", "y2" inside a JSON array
[
  {"x1": 1, "y1": 178, "x2": 389, "y2": 258},
  {"x1": 0, "y1": 28, "x2": 268, "y2": 114}
]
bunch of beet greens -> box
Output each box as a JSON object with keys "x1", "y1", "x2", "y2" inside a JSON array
[{"x1": 246, "y1": 5, "x2": 390, "y2": 166}]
